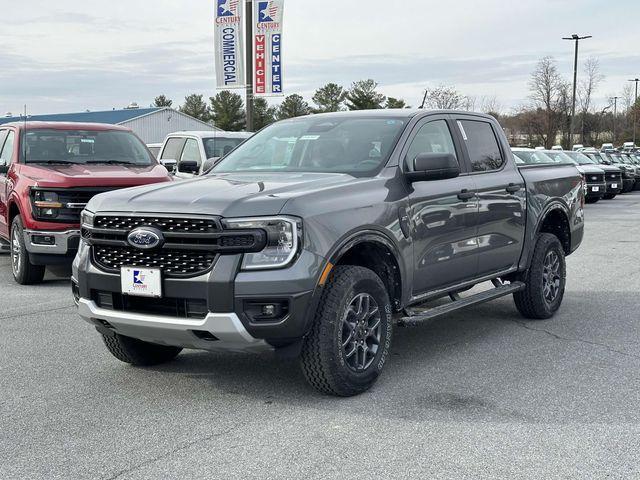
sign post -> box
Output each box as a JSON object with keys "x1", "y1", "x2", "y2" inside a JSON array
[{"x1": 245, "y1": 0, "x2": 254, "y2": 131}]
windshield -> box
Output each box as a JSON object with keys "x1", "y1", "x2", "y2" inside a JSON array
[
  {"x1": 512, "y1": 150, "x2": 557, "y2": 165},
  {"x1": 21, "y1": 129, "x2": 154, "y2": 166},
  {"x1": 211, "y1": 116, "x2": 407, "y2": 176},
  {"x1": 563, "y1": 151, "x2": 596, "y2": 165},
  {"x1": 203, "y1": 137, "x2": 247, "y2": 159},
  {"x1": 544, "y1": 151, "x2": 578, "y2": 165}
]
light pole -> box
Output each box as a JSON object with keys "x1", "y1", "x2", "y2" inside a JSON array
[
  {"x1": 563, "y1": 34, "x2": 592, "y2": 148},
  {"x1": 628, "y1": 78, "x2": 639, "y2": 146},
  {"x1": 612, "y1": 96, "x2": 620, "y2": 144}
]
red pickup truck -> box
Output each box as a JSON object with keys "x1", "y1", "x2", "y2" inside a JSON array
[{"x1": 0, "y1": 121, "x2": 171, "y2": 284}]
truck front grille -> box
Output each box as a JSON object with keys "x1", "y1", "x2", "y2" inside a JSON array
[
  {"x1": 606, "y1": 172, "x2": 622, "y2": 182},
  {"x1": 93, "y1": 246, "x2": 218, "y2": 276},
  {"x1": 85, "y1": 214, "x2": 266, "y2": 278},
  {"x1": 585, "y1": 173, "x2": 605, "y2": 184}
]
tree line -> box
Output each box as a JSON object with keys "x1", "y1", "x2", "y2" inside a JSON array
[
  {"x1": 153, "y1": 79, "x2": 409, "y2": 131},
  {"x1": 155, "y1": 59, "x2": 640, "y2": 146}
]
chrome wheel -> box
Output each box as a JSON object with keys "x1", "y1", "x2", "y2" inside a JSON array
[
  {"x1": 542, "y1": 250, "x2": 561, "y2": 303},
  {"x1": 11, "y1": 225, "x2": 21, "y2": 278},
  {"x1": 341, "y1": 293, "x2": 382, "y2": 372}
]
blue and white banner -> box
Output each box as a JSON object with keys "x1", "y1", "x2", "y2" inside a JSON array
[
  {"x1": 214, "y1": 0, "x2": 245, "y2": 89},
  {"x1": 253, "y1": 0, "x2": 285, "y2": 97}
]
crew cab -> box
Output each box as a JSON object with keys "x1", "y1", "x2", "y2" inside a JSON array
[
  {"x1": 158, "y1": 131, "x2": 252, "y2": 179},
  {"x1": 0, "y1": 122, "x2": 171, "y2": 284},
  {"x1": 74, "y1": 110, "x2": 584, "y2": 396}
]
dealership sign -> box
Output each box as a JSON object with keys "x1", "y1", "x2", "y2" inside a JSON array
[
  {"x1": 214, "y1": 0, "x2": 245, "y2": 89},
  {"x1": 253, "y1": 0, "x2": 284, "y2": 96}
]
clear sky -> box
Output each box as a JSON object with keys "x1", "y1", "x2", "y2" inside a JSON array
[{"x1": 0, "y1": 0, "x2": 638, "y2": 115}]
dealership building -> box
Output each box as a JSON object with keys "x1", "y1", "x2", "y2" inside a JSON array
[{"x1": 0, "y1": 107, "x2": 218, "y2": 144}]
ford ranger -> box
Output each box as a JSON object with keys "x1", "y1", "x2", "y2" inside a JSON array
[
  {"x1": 74, "y1": 110, "x2": 584, "y2": 396},
  {"x1": 0, "y1": 121, "x2": 171, "y2": 284}
]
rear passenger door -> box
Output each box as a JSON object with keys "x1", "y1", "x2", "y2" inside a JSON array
[
  {"x1": 454, "y1": 116, "x2": 526, "y2": 277},
  {"x1": 404, "y1": 116, "x2": 480, "y2": 296}
]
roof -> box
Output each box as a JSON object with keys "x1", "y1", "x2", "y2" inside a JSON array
[
  {"x1": 1, "y1": 121, "x2": 131, "y2": 131},
  {"x1": 165, "y1": 131, "x2": 253, "y2": 139},
  {"x1": 0, "y1": 107, "x2": 163, "y2": 126}
]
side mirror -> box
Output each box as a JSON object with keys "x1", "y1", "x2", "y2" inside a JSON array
[
  {"x1": 160, "y1": 159, "x2": 177, "y2": 173},
  {"x1": 405, "y1": 153, "x2": 460, "y2": 182},
  {"x1": 0, "y1": 159, "x2": 8, "y2": 175},
  {"x1": 178, "y1": 160, "x2": 199, "y2": 174}
]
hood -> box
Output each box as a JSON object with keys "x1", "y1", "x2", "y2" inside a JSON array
[
  {"x1": 20, "y1": 163, "x2": 170, "y2": 188},
  {"x1": 593, "y1": 164, "x2": 621, "y2": 172},
  {"x1": 86, "y1": 172, "x2": 364, "y2": 217},
  {"x1": 575, "y1": 165, "x2": 605, "y2": 175}
]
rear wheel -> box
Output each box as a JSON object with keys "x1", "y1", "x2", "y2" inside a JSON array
[
  {"x1": 514, "y1": 233, "x2": 566, "y2": 320},
  {"x1": 102, "y1": 333, "x2": 182, "y2": 366},
  {"x1": 300, "y1": 266, "x2": 393, "y2": 396},
  {"x1": 10, "y1": 215, "x2": 45, "y2": 285}
]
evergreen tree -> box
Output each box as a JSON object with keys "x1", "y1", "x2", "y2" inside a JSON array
[
  {"x1": 179, "y1": 94, "x2": 210, "y2": 122},
  {"x1": 210, "y1": 91, "x2": 246, "y2": 131},
  {"x1": 312, "y1": 83, "x2": 346, "y2": 113},
  {"x1": 385, "y1": 97, "x2": 409, "y2": 109},
  {"x1": 277, "y1": 94, "x2": 311, "y2": 119},
  {"x1": 253, "y1": 97, "x2": 277, "y2": 130},
  {"x1": 345, "y1": 79, "x2": 386, "y2": 110},
  {"x1": 154, "y1": 95, "x2": 173, "y2": 107}
]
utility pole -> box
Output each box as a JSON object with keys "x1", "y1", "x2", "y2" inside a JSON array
[
  {"x1": 245, "y1": 0, "x2": 254, "y2": 132},
  {"x1": 629, "y1": 78, "x2": 639, "y2": 146},
  {"x1": 612, "y1": 96, "x2": 619, "y2": 144},
  {"x1": 563, "y1": 34, "x2": 592, "y2": 148}
]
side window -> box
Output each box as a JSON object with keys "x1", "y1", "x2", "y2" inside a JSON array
[
  {"x1": 180, "y1": 139, "x2": 201, "y2": 162},
  {"x1": 160, "y1": 137, "x2": 185, "y2": 160},
  {"x1": 457, "y1": 120, "x2": 504, "y2": 172},
  {"x1": 0, "y1": 131, "x2": 16, "y2": 165},
  {"x1": 405, "y1": 120, "x2": 457, "y2": 171}
]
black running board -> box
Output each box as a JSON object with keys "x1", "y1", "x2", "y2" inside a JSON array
[
  {"x1": 399, "y1": 281, "x2": 525, "y2": 325},
  {"x1": 0, "y1": 239, "x2": 9, "y2": 253}
]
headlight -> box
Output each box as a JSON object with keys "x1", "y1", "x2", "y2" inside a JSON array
[
  {"x1": 81, "y1": 210, "x2": 95, "y2": 228},
  {"x1": 31, "y1": 190, "x2": 63, "y2": 220},
  {"x1": 223, "y1": 216, "x2": 302, "y2": 270}
]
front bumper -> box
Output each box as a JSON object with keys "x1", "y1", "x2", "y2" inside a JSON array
[
  {"x1": 74, "y1": 241, "x2": 324, "y2": 350},
  {"x1": 78, "y1": 298, "x2": 272, "y2": 353},
  {"x1": 585, "y1": 182, "x2": 606, "y2": 198},
  {"x1": 23, "y1": 229, "x2": 80, "y2": 254},
  {"x1": 605, "y1": 180, "x2": 622, "y2": 194}
]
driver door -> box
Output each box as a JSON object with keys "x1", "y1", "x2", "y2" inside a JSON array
[
  {"x1": 0, "y1": 128, "x2": 15, "y2": 238},
  {"x1": 404, "y1": 116, "x2": 479, "y2": 296}
]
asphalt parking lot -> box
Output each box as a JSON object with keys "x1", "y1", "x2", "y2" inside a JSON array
[{"x1": 2, "y1": 193, "x2": 640, "y2": 480}]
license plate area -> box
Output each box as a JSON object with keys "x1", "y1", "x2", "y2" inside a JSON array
[
  {"x1": 121, "y1": 267, "x2": 162, "y2": 298},
  {"x1": 611, "y1": 183, "x2": 618, "y2": 189},
  {"x1": 591, "y1": 186, "x2": 600, "y2": 192}
]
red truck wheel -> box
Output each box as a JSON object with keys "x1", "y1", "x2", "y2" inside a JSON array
[{"x1": 10, "y1": 215, "x2": 45, "y2": 285}]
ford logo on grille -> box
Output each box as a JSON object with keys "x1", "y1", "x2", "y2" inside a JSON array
[{"x1": 127, "y1": 228, "x2": 163, "y2": 250}]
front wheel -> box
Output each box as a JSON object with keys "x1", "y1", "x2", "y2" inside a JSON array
[
  {"x1": 514, "y1": 233, "x2": 566, "y2": 320},
  {"x1": 11, "y1": 215, "x2": 45, "y2": 285},
  {"x1": 300, "y1": 266, "x2": 393, "y2": 396}
]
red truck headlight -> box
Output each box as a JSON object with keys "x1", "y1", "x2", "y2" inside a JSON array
[{"x1": 31, "y1": 190, "x2": 63, "y2": 220}]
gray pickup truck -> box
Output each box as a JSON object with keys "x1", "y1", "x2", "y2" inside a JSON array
[{"x1": 73, "y1": 110, "x2": 584, "y2": 396}]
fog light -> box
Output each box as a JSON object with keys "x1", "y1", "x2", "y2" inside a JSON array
[
  {"x1": 262, "y1": 305, "x2": 276, "y2": 317},
  {"x1": 32, "y1": 235, "x2": 56, "y2": 246},
  {"x1": 243, "y1": 300, "x2": 289, "y2": 323}
]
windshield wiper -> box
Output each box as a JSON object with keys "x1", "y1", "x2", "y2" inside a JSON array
[
  {"x1": 29, "y1": 160, "x2": 79, "y2": 165},
  {"x1": 86, "y1": 160, "x2": 140, "y2": 165}
]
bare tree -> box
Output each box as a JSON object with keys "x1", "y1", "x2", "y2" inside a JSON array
[
  {"x1": 578, "y1": 57, "x2": 604, "y2": 115},
  {"x1": 528, "y1": 56, "x2": 565, "y2": 148},
  {"x1": 621, "y1": 83, "x2": 635, "y2": 113},
  {"x1": 479, "y1": 96, "x2": 503, "y2": 115},
  {"x1": 422, "y1": 85, "x2": 468, "y2": 110}
]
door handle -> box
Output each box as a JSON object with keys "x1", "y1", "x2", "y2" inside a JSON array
[
  {"x1": 457, "y1": 189, "x2": 475, "y2": 201},
  {"x1": 506, "y1": 183, "x2": 522, "y2": 194}
]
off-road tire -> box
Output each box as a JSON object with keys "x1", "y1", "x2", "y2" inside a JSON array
[
  {"x1": 603, "y1": 193, "x2": 617, "y2": 200},
  {"x1": 11, "y1": 215, "x2": 45, "y2": 285},
  {"x1": 300, "y1": 266, "x2": 393, "y2": 397},
  {"x1": 102, "y1": 333, "x2": 182, "y2": 366},
  {"x1": 514, "y1": 233, "x2": 566, "y2": 320}
]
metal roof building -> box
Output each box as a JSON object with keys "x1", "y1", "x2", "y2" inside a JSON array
[{"x1": 0, "y1": 107, "x2": 219, "y2": 144}]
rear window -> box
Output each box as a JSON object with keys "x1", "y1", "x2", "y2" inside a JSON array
[
  {"x1": 457, "y1": 120, "x2": 504, "y2": 172},
  {"x1": 22, "y1": 129, "x2": 153, "y2": 166},
  {"x1": 203, "y1": 137, "x2": 247, "y2": 159}
]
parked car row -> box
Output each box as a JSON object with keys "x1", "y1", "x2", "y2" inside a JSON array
[{"x1": 512, "y1": 147, "x2": 640, "y2": 203}]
